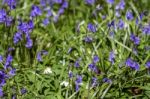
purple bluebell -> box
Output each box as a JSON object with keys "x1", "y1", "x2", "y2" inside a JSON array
[
  {"x1": 4, "y1": 0, "x2": 17, "y2": 10},
  {"x1": 91, "y1": 77, "x2": 97, "y2": 87},
  {"x1": 28, "y1": 20, "x2": 34, "y2": 29},
  {"x1": 118, "y1": 19, "x2": 124, "y2": 29},
  {"x1": 125, "y1": 58, "x2": 140, "y2": 70},
  {"x1": 58, "y1": 8, "x2": 64, "y2": 15},
  {"x1": 37, "y1": 50, "x2": 48, "y2": 62},
  {"x1": 115, "y1": 11, "x2": 121, "y2": 17},
  {"x1": 84, "y1": 36, "x2": 93, "y2": 43},
  {"x1": 68, "y1": 71, "x2": 73, "y2": 78},
  {"x1": 8, "y1": 68, "x2": 16, "y2": 76},
  {"x1": 4, "y1": 54, "x2": 13, "y2": 69},
  {"x1": 130, "y1": 34, "x2": 140, "y2": 45},
  {"x1": 88, "y1": 63, "x2": 95, "y2": 71},
  {"x1": 62, "y1": 1, "x2": 68, "y2": 8},
  {"x1": 30, "y1": 5, "x2": 42, "y2": 18},
  {"x1": 0, "y1": 71, "x2": 6, "y2": 86},
  {"x1": 126, "y1": 11, "x2": 134, "y2": 21},
  {"x1": 46, "y1": 10, "x2": 52, "y2": 17},
  {"x1": 109, "y1": 51, "x2": 115, "y2": 64},
  {"x1": 0, "y1": 87, "x2": 3, "y2": 97},
  {"x1": 40, "y1": 0, "x2": 46, "y2": 6},
  {"x1": 142, "y1": 25, "x2": 150, "y2": 35},
  {"x1": 75, "y1": 75, "x2": 82, "y2": 92},
  {"x1": 74, "y1": 60, "x2": 80, "y2": 68},
  {"x1": 0, "y1": 55, "x2": 3, "y2": 62},
  {"x1": 85, "y1": 0, "x2": 95, "y2": 5},
  {"x1": 25, "y1": 37, "x2": 33, "y2": 48},
  {"x1": 103, "y1": 78, "x2": 112, "y2": 83},
  {"x1": 53, "y1": 0, "x2": 62, "y2": 4},
  {"x1": 108, "y1": 20, "x2": 115, "y2": 28},
  {"x1": 93, "y1": 55, "x2": 99, "y2": 64},
  {"x1": 0, "y1": 9, "x2": 6, "y2": 23},
  {"x1": 115, "y1": 0, "x2": 125, "y2": 10},
  {"x1": 13, "y1": 32, "x2": 22, "y2": 44},
  {"x1": 21, "y1": 88, "x2": 27, "y2": 95},
  {"x1": 145, "y1": 61, "x2": 150, "y2": 68},
  {"x1": 87, "y1": 23, "x2": 97, "y2": 33},
  {"x1": 43, "y1": 18, "x2": 50, "y2": 26},
  {"x1": 106, "y1": 0, "x2": 114, "y2": 4},
  {"x1": 109, "y1": 31, "x2": 114, "y2": 37},
  {"x1": 101, "y1": 15, "x2": 106, "y2": 20},
  {"x1": 5, "y1": 16, "x2": 13, "y2": 27}
]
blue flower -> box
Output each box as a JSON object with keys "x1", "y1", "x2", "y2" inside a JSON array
[
  {"x1": 74, "y1": 60, "x2": 80, "y2": 68},
  {"x1": 8, "y1": 68, "x2": 16, "y2": 76},
  {"x1": 4, "y1": 54, "x2": 13, "y2": 69},
  {"x1": 0, "y1": 9, "x2": 6, "y2": 23},
  {"x1": 103, "y1": 78, "x2": 112, "y2": 83},
  {"x1": 13, "y1": 32, "x2": 22, "y2": 44},
  {"x1": 53, "y1": 0, "x2": 62, "y2": 4},
  {"x1": 0, "y1": 71, "x2": 6, "y2": 86},
  {"x1": 126, "y1": 11, "x2": 134, "y2": 21},
  {"x1": 30, "y1": 5, "x2": 42, "y2": 18},
  {"x1": 25, "y1": 37, "x2": 33, "y2": 49},
  {"x1": 0, "y1": 55, "x2": 3, "y2": 63},
  {"x1": 40, "y1": 0, "x2": 46, "y2": 6},
  {"x1": 87, "y1": 23, "x2": 97, "y2": 33},
  {"x1": 106, "y1": 0, "x2": 114, "y2": 4},
  {"x1": 91, "y1": 77, "x2": 97, "y2": 87},
  {"x1": 117, "y1": 19, "x2": 124, "y2": 29},
  {"x1": 109, "y1": 51, "x2": 115, "y2": 64},
  {"x1": 62, "y1": 1, "x2": 68, "y2": 8},
  {"x1": 93, "y1": 55, "x2": 99, "y2": 64},
  {"x1": 4, "y1": 0, "x2": 17, "y2": 10},
  {"x1": 21, "y1": 88, "x2": 27, "y2": 95},
  {"x1": 115, "y1": 0, "x2": 125, "y2": 10},
  {"x1": 58, "y1": 8, "x2": 64, "y2": 15},
  {"x1": 37, "y1": 50, "x2": 48, "y2": 62},
  {"x1": 84, "y1": 36, "x2": 93, "y2": 43},
  {"x1": 75, "y1": 75, "x2": 82, "y2": 92},
  {"x1": 125, "y1": 58, "x2": 140, "y2": 71},
  {"x1": 0, "y1": 87, "x2": 3, "y2": 97},
  {"x1": 43, "y1": 18, "x2": 50, "y2": 26},
  {"x1": 68, "y1": 71, "x2": 73, "y2": 78},
  {"x1": 130, "y1": 34, "x2": 140, "y2": 45},
  {"x1": 85, "y1": 0, "x2": 95, "y2": 5},
  {"x1": 142, "y1": 25, "x2": 150, "y2": 35},
  {"x1": 145, "y1": 61, "x2": 150, "y2": 68}
]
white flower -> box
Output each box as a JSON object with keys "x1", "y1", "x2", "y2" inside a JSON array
[
  {"x1": 60, "y1": 81, "x2": 69, "y2": 87},
  {"x1": 43, "y1": 67, "x2": 52, "y2": 74}
]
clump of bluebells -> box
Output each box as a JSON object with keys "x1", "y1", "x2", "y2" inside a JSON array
[{"x1": 0, "y1": 0, "x2": 150, "y2": 98}]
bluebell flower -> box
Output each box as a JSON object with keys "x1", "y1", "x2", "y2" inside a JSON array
[
  {"x1": 53, "y1": 0, "x2": 62, "y2": 4},
  {"x1": 103, "y1": 78, "x2": 112, "y2": 83},
  {"x1": 8, "y1": 68, "x2": 16, "y2": 76},
  {"x1": 126, "y1": 11, "x2": 134, "y2": 21},
  {"x1": 108, "y1": 20, "x2": 115, "y2": 28},
  {"x1": 106, "y1": 0, "x2": 114, "y2": 4},
  {"x1": 5, "y1": 16, "x2": 13, "y2": 27},
  {"x1": 145, "y1": 61, "x2": 150, "y2": 68},
  {"x1": 125, "y1": 58, "x2": 140, "y2": 71},
  {"x1": 74, "y1": 60, "x2": 80, "y2": 68},
  {"x1": 130, "y1": 34, "x2": 140, "y2": 45},
  {"x1": 101, "y1": 15, "x2": 106, "y2": 20},
  {"x1": 85, "y1": 0, "x2": 95, "y2": 5},
  {"x1": 28, "y1": 20, "x2": 34, "y2": 29},
  {"x1": 43, "y1": 18, "x2": 50, "y2": 26},
  {"x1": 75, "y1": 75, "x2": 82, "y2": 92},
  {"x1": 93, "y1": 55, "x2": 99, "y2": 64},
  {"x1": 115, "y1": 11, "x2": 121, "y2": 17},
  {"x1": 25, "y1": 37, "x2": 33, "y2": 48},
  {"x1": 40, "y1": 0, "x2": 46, "y2": 6},
  {"x1": 0, "y1": 55, "x2": 3, "y2": 63},
  {"x1": 115, "y1": 0, "x2": 125, "y2": 10},
  {"x1": 87, "y1": 23, "x2": 97, "y2": 33},
  {"x1": 109, "y1": 51, "x2": 115, "y2": 64},
  {"x1": 84, "y1": 36, "x2": 93, "y2": 43},
  {"x1": 0, "y1": 9, "x2": 6, "y2": 23},
  {"x1": 88, "y1": 63, "x2": 95, "y2": 71},
  {"x1": 142, "y1": 25, "x2": 150, "y2": 35},
  {"x1": 0, "y1": 87, "x2": 3, "y2": 97},
  {"x1": 46, "y1": 10, "x2": 52, "y2": 17},
  {"x1": 0, "y1": 70, "x2": 6, "y2": 86},
  {"x1": 58, "y1": 8, "x2": 64, "y2": 15},
  {"x1": 4, "y1": 54, "x2": 13, "y2": 69},
  {"x1": 30, "y1": 5, "x2": 42, "y2": 18},
  {"x1": 91, "y1": 77, "x2": 97, "y2": 87},
  {"x1": 62, "y1": 1, "x2": 68, "y2": 8},
  {"x1": 13, "y1": 32, "x2": 22, "y2": 44},
  {"x1": 21, "y1": 88, "x2": 27, "y2": 95},
  {"x1": 68, "y1": 71, "x2": 73, "y2": 78},
  {"x1": 4, "y1": 0, "x2": 17, "y2": 10},
  {"x1": 37, "y1": 50, "x2": 48, "y2": 62},
  {"x1": 118, "y1": 19, "x2": 124, "y2": 29}
]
